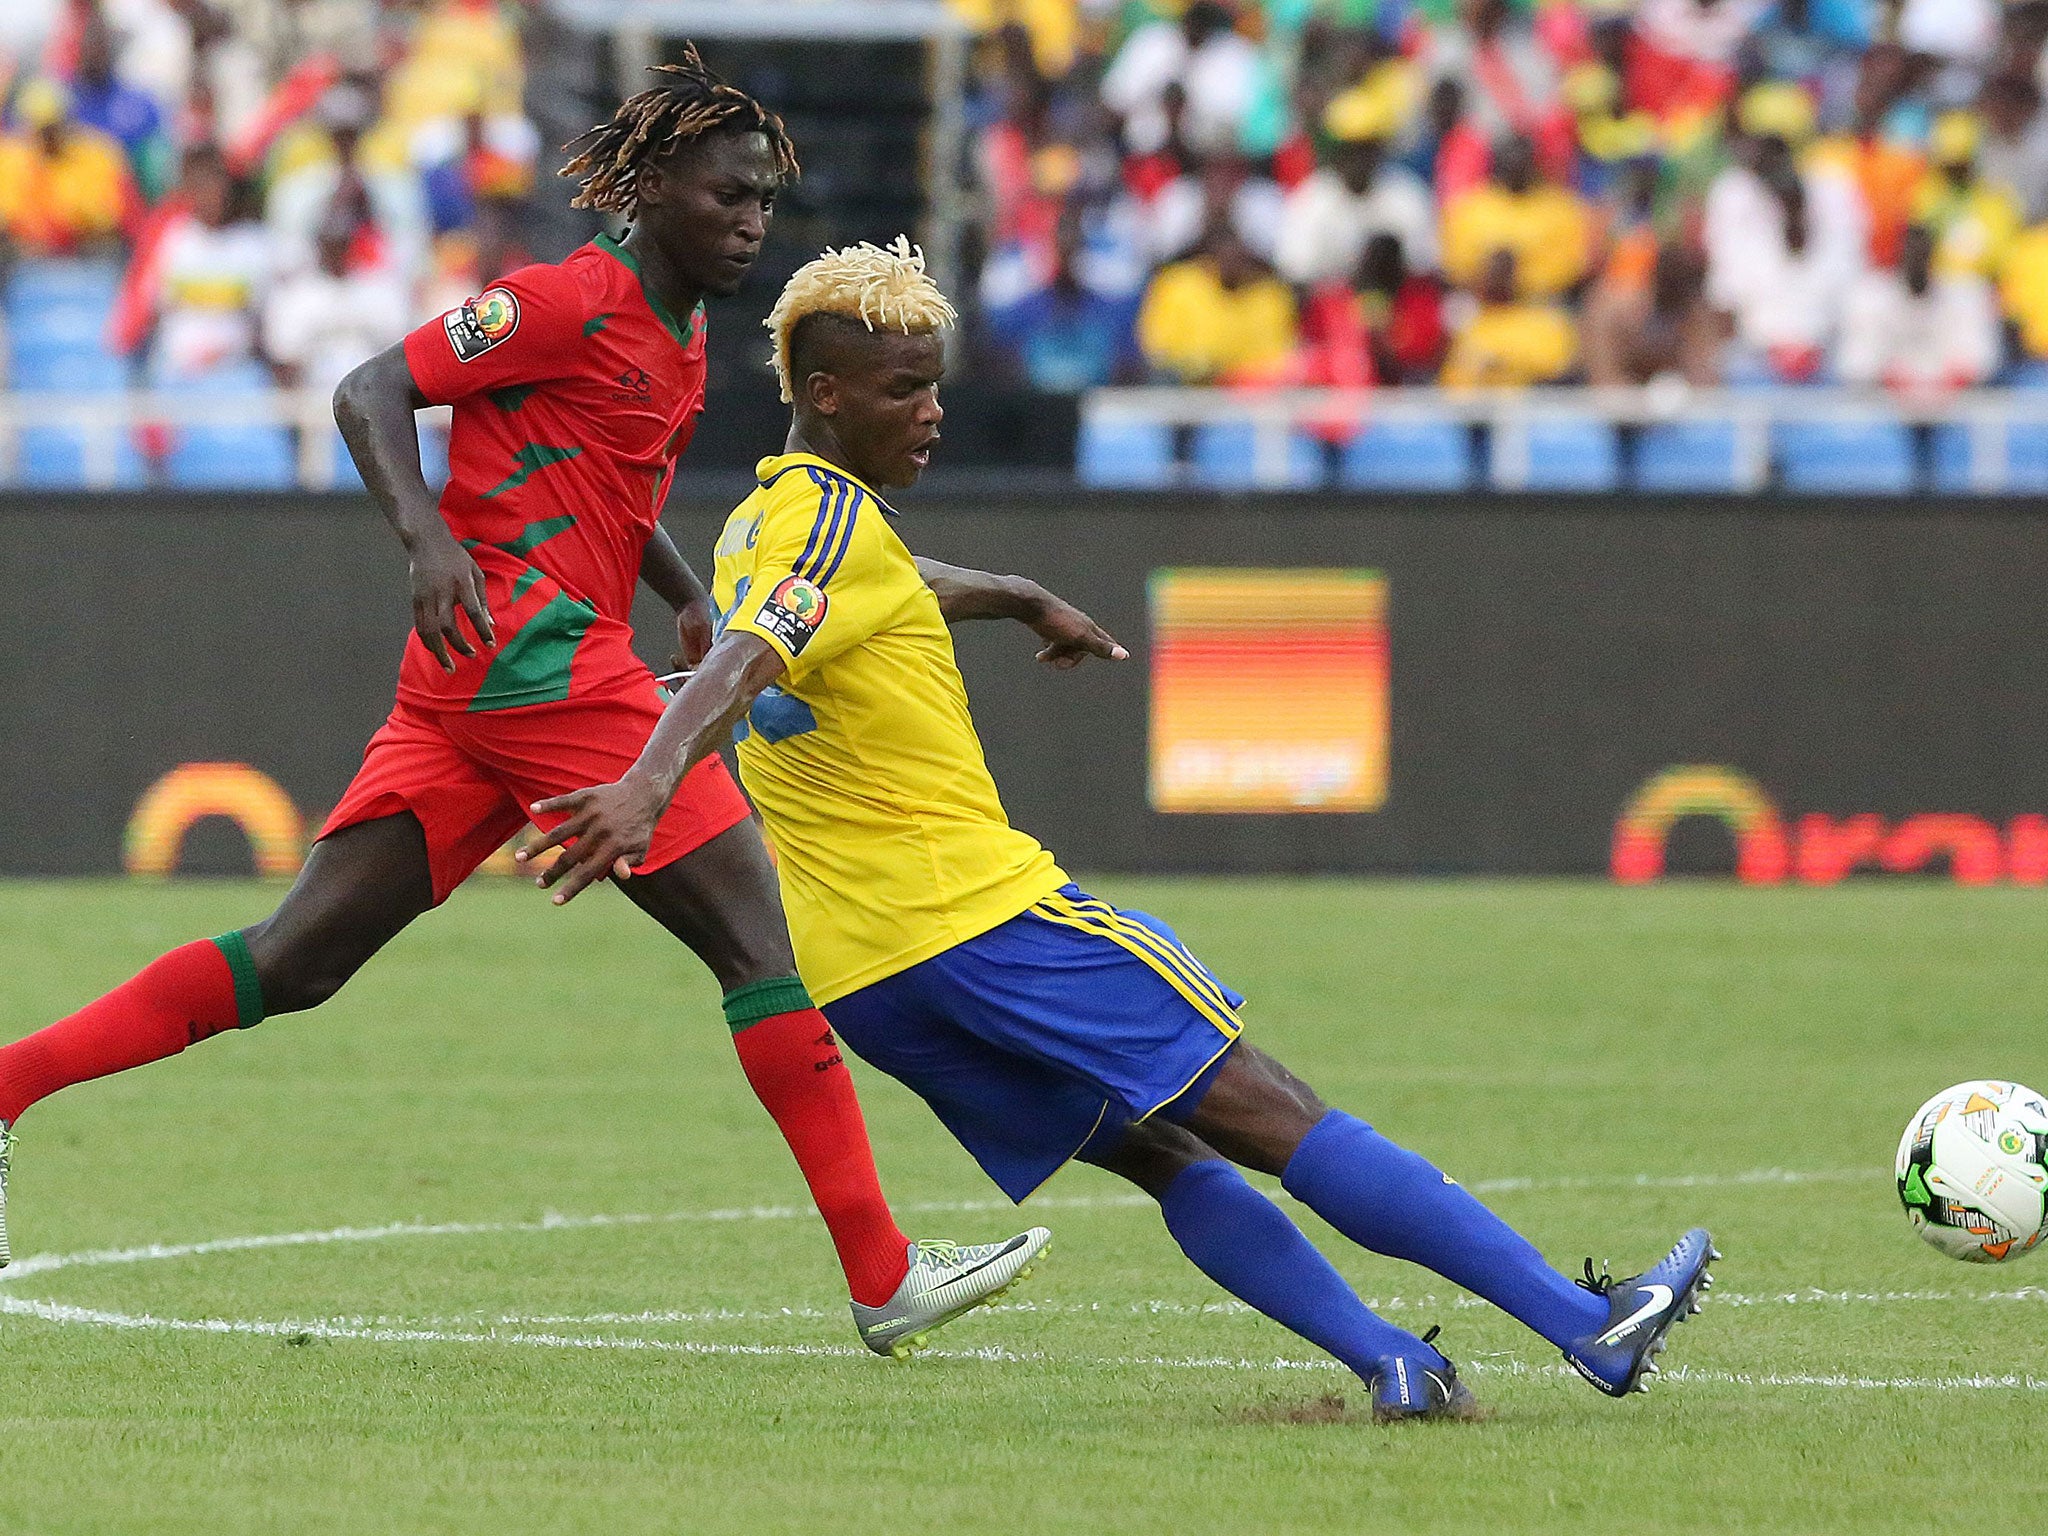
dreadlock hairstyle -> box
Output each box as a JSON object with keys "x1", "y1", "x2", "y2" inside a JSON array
[
  {"x1": 764, "y1": 237, "x2": 958, "y2": 404},
  {"x1": 560, "y1": 43, "x2": 799, "y2": 218}
]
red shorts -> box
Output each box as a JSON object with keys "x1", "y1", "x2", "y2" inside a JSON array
[{"x1": 320, "y1": 682, "x2": 753, "y2": 905}]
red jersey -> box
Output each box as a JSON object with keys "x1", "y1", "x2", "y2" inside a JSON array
[{"x1": 399, "y1": 233, "x2": 707, "y2": 712}]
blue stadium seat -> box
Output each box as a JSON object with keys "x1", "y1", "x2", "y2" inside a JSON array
[
  {"x1": 1077, "y1": 417, "x2": 1173, "y2": 488},
  {"x1": 1931, "y1": 424, "x2": 1976, "y2": 493},
  {"x1": 1338, "y1": 418, "x2": 1472, "y2": 490},
  {"x1": 2007, "y1": 424, "x2": 2048, "y2": 491},
  {"x1": 14, "y1": 426, "x2": 146, "y2": 488},
  {"x1": 1773, "y1": 419, "x2": 1913, "y2": 493},
  {"x1": 1634, "y1": 421, "x2": 1740, "y2": 491},
  {"x1": 10, "y1": 346, "x2": 128, "y2": 393},
  {"x1": 330, "y1": 431, "x2": 366, "y2": 490},
  {"x1": 1509, "y1": 416, "x2": 1620, "y2": 491},
  {"x1": 166, "y1": 424, "x2": 295, "y2": 489},
  {"x1": 153, "y1": 361, "x2": 296, "y2": 489},
  {"x1": 3, "y1": 259, "x2": 120, "y2": 317},
  {"x1": 419, "y1": 421, "x2": 452, "y2": 493},
  {"x1": 1187, "y1": 422, "x2": 1323, "y2": 490},
  {"x1": 5, "y1": 261, "x2": 122, "y2": 380}
]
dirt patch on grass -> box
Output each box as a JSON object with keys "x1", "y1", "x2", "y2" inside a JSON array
[{"x1": 1232, "y1": 1393, "x2": 1358, "y2": 1425}]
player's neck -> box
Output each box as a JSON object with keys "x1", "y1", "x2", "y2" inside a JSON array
[
  {"x1": 785, "y1": 420, "x2": 866, "y2": 484},
  {"x1": 620, "y1": 228, "x2": 706, "y2": 322}
]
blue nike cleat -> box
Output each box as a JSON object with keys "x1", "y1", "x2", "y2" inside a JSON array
[
  {"x1": 1562, "y1": 1228, "x2": 1718, "y2": 1398},
  {"x1": 1369, "y1": 1326, "x2": 1481, "y2": 1423}
]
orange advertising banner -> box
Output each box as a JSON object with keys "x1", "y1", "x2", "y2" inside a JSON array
[{"x1": 1148, "y1": 568, "x2": 1389, "y2": 814}]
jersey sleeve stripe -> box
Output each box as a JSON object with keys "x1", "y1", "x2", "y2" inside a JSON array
[
  {"x1": 801, "y1": 478, "x2": 850, "y2": 582},
  {"x1": 811, "y1": 487, "x2": 864, "y2": 586},
  {"x1": 792, "y1": 468, "x2": 842, "y2": 578}
]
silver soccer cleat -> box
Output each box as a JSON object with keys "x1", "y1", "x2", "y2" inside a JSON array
[{"x1": 851, "y1": 1228, "x2": 1052, "y2": 1358}]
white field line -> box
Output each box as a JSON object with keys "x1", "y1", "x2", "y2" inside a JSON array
[
  {"x1": 430, "y1": 1286, "x2": 2048, "y2": 1327},
  {"x1": 3, "y1": 1293, "x2": 2043, "y2": 1394},
  {"x1": 0, "y1": 1165, "x2": 1869, "y2": 1284},
  {"x1": 18, "y1": 1163, "x2": 2029, "y2": 1396}
]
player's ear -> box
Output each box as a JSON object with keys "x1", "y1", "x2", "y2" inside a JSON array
[
  {"x1": 804, "y1": 371, "x2": 839, "y2": 417},
  {"x1": 634, "y1": 159, "x2": 667, "y2": 211}
]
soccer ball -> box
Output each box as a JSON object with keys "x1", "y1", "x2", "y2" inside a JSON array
[{"x1": 1895, "y1": 1080, "x2": 2048, "y2": 1263}]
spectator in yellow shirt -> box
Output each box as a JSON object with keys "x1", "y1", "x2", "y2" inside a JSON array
[
  {"x1": 1441, "y1": 135, "x2": 1591, "y2": 299},
  {"x1": 1913, "y1": 111, "x2": 2021, "y2": 281},
  {"x1": 1441, "y1": 248, "x2": 1579, "y2": 387},
  {"x1": 1137, "y1": 226, "x2": 1298, "y2": 384},
  {"x1": 1998, "y1": 223, "x2": 2048, "y2": 366},
  {"x1": 0, "y1": 79, "x2": 138, "y2": 258}
]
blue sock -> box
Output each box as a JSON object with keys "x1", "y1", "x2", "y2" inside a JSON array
[
  {"x1": 1159, "y1": 1158, "x2": 1440, "y2": 1382},
  {"x1": 1280, "y1": 1110, "x2": 1608, "y2": 1349}
]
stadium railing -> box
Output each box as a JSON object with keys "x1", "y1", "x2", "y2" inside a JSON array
[
  {"x1": 11, "y1": 383, "x2": 2048, "y2": 495},
  {"x1": 0, "y1": 390, "x2": 453, "y2": 491},
  {"x1": 1078, "y1": 385, "x2": 2048, "y2": 495}
]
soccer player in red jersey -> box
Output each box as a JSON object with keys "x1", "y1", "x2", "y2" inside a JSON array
[{"x1": 0, "y1": 52, "x2": 1047, "y2": 1352}]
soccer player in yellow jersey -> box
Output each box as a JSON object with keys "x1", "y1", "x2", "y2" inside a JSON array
[{"x1": 524, "y1": 239, "x2": 1719, "y2": 1414}]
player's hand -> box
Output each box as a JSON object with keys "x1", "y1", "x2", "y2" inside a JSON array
[
  {"x1": 410, "y1": 530, "x2": 495, "y2": 673},
  {"x1": 672, "y1": 594, "x2": 715, "y2": 671},
  {"x1": 1026, "y1": 588, "x2": 1128, "y2": 670},
  {"x1": 517, "y1": 775, "x2": 666, "y2": 905}
]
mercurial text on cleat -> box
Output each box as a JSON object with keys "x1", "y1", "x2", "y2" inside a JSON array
[{"x1": 0, "y1": 1118, "x2": 13, "y2": 1268}]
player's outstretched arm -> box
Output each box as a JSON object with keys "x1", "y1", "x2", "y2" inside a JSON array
[
  {"x1": 913, "y1": 557, "x2": 1128, "y2": 670},
  {"x1": 334, "y1": 343, "x2": 495, "y2": 673},
  {"x1": 518, "y1": 631, "x2": 785, "y2": 904},
  {"x1": 640, "y1": 523, "x2": 717, "y2": 669}
]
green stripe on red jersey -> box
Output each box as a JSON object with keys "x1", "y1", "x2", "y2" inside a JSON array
[
  {"x1": 487, "y1": 383, "x2": 540, "y2": 412},
  {"x1": 467, "y1": 590, "x2": 597, "y2": 712},
  {"x1": 460, "y1": 513, "x2": 579, "y2": 561},
  {"x1": 482, "y1": 444, "x2": 583, "y2": 500}
]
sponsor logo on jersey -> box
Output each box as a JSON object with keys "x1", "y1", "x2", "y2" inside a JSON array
[
  {"x1": 444, "y1": 287, "x2": 520, "y2": 362},
  {"x1": 755, "y1": 575, "x2": 829, "y2": 655},
  {"x1": 611, "y1": 367, "x2": 653, "y2": 403}
]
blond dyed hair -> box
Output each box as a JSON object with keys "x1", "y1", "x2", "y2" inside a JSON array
[{"x1": 764, "y1": 236, "x2": 957, "y2": 404}]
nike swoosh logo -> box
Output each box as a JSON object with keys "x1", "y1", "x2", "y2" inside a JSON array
[
  {"x1": 1596, "y1": 1283, "x2": 1674, "y2": 1347},
  {"x1": 924, "y1": 1249, "x2": 1016, "y2": 1292}
]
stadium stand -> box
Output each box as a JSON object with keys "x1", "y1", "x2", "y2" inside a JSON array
[{"x1": 7, "y1": 0, "x2": 2048, "y2": 492}]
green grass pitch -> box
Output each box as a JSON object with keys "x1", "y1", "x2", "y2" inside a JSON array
[{"x1": 2, "y1": 877, "x2": 2044, "y2": 1535}]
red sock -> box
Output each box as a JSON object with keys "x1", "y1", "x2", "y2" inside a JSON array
[
  {"x1": 726, "y1": 979, "x2": 910, "y2": 1306},
  {"x1": 0, "y1": 935, "x2": 261, "y2": 1124}
]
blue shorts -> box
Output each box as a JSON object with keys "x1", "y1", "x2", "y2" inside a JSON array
[{"x1": 821, "y1": 884, "x2": 1244, "y2": 1202}]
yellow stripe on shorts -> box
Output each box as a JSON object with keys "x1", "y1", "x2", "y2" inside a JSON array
[
  {"x1": 1043, "y1": 892, "x2": 1241, "y2": 1021},
  {"x1": 1029, "y1": 895, "x2": 1242, "y2": 1040}
]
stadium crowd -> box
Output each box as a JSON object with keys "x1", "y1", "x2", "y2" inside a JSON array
[
  {"x1": 955, "y1": 0, "x2": 2048, "y2": 394},
  {"x1": 6, "y1": 0, "x2": 2048, "y2": 490},
  {"x1": 0, "y1": 0, "x2": 535, "y2": 415}
]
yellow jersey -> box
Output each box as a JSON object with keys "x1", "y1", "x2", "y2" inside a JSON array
[{"x1": 712, "y1": 452, "x2": 1067, "y2": 1003}]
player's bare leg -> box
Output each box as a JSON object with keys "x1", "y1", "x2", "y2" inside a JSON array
[
  {"x1": 1177, "y1": 1045, "x2": 1714, "y2": 1396},
  {"x1": 619, "y1": 817, "x2": 1050, "y2": 1354},
  {"x1": 0, "y1": 813, "x2": 436, "y2": 1266},
  {"x1": 238, "y1": 814, "x2": 440, "y2": 1014}
]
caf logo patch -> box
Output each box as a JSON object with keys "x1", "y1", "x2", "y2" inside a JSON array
[
  {"x1": 444, "y1": 287, "x2": 521, "y2": 362},
  {"x1": 770, "y1": 576, "x2": 827, "y2": 626},
  {"x1": 757, "y1": 576, "x2": 829, "y2": 654}
]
